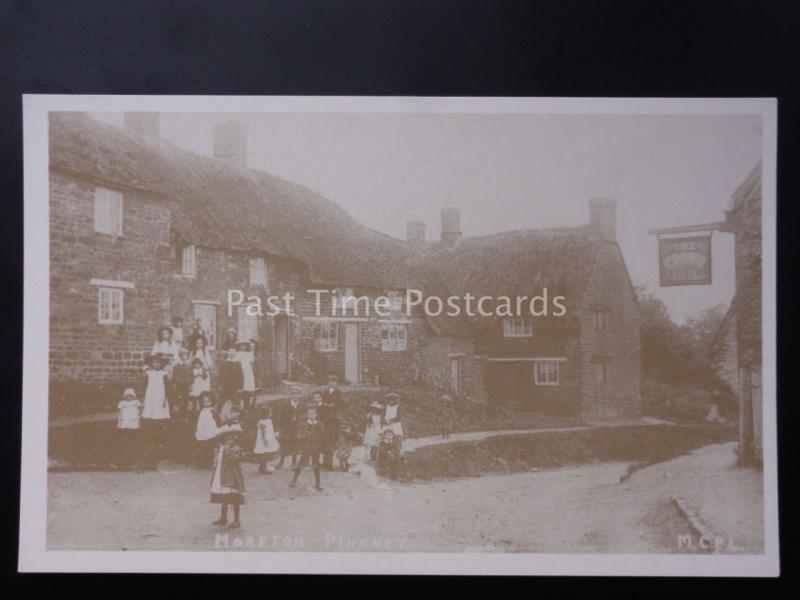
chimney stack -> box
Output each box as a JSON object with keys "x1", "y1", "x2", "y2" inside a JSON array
[
  {"x1": 213, "y1": 120, "x2": 247, "y2": 168},
  {"x1": 406, "y1": 219, "x2": 426, "y2": 244},
  {"x1": 440, "y1": 207, "x2": 462, "y2": 246},
  {"x1": 123, "y1": 112, "x2": 160, "y2": 139},
  {"x1": 589, "y1": 198, "x2": 617, "y2": 241}
]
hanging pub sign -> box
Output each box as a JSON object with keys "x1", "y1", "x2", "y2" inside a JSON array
[{"x1": 658, "y1": 234, "x2": 712, "y2": 286}]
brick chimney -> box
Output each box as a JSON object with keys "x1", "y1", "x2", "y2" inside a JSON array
[
  {"x1": 406, "y1": 219, "x2": 426, "y2": 244},
  {"x1": 213, "y1": 120, "x2": 247, "y2": 168},
  {"x1": 123, "y1": 112, "x2": 160, "y2": 138},
  {"x1": 440, "y1": 207, "x2": 462, "y2": 246},
  {"x1": 589, "y1": 198, "x2": 616, "y2": 241}
]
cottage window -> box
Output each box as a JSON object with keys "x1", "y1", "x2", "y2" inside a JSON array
[
  {"x1": 181, "y1": 245, "x2": 197, "y2": 278},
  {"x1": 237, "y1": 305, "x2": 259, "y2": 342},
  {"x1": 193, "y1": 303, "x2": 217, "y2": 348},
  {"x1": 98, "y1": 287, "x2": 124, "y2": 324},
  {"x1": 387, "y1": 290, "x2": 403, "y2": 311},
  {"x1": 593, "y1": 359, "x2": 609, "y2": 384},
  {"x1": 534, "y1": 361, "x2": 560, "y2": 386},
  {"x1": 503, "y1": 318, "x2": 532, "y2": 338},
  {"x1": 314, "y1": 320, "x2": 339, "y2": 352},
  {"x1": 381, "y1": 323, "x2": 408, "y2": 351},
  {"x1": 249, "y1": 257, "x2": 268, "y2": 288},
  {"x1": 93, "y1": 187, "x2": 123, "y2": 236},
  {"x1": 592, "y1": 309, "x2": 608, "y2": 331}
]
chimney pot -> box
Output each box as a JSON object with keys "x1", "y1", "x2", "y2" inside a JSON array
[
  {"x1": 440, "y1": 207, "x2": 462, "y2": 246},
  {"x1": 213, "y1": 120, "x2": 247, "y2": 168},
  {"x1": 123, "y1": 112, "x2": 160, "y2": 138},
  {"x1": 589, "y1": 198, "x2": 617, "y2": 241},
  {"x1": 406, "y1": 219, "x2": 426, "y2": 243}
]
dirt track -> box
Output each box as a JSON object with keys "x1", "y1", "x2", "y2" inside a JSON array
[{"x1": 47, "y1": 442, "x2": 762, "y2": 553}]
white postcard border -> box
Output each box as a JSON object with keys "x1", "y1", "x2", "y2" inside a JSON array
[{"x1": 20, "y1": 95, "x2": 779, "y2": 576}]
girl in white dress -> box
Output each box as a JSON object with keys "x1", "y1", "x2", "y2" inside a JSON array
[
  {"x1": 253, "y1": 405, "x2": 280, "y2": 474},
  {"x1": 189, "y1": 357, "x2": 211, "y2": 412},
  {"x1": 141, "y1": 355, "x2": 170, "y2": 463},
  {"x1": 236, "y1": 341, "x2": 256, "y2": 407},
  {"x1": 190, "y1": 337, "x2": 214, "y2": 371},
  {"x1": 142, "y1": 355, "x2": 170, "y2": 420}
]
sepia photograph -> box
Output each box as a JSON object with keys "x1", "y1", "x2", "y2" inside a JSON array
[{"x1": 20, "y1": 96, "x2": 778, "y2": 575}]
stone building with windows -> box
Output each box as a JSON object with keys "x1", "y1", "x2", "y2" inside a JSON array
[{"x1": 48, "y1": 112, "x2": 642, "y2": 420}]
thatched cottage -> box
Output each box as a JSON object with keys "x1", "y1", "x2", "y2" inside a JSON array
[{"x1": 49, "y1": 112, "x2": 642, "y2": 420}]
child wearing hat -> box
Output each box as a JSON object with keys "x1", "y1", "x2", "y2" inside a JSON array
[
  {"x1": 289, "y1": 406, "x2": 326, "y2": 491},
  {"x1": 375, "y1": 428, "x2": 403, "y2": 480},
  {"x1": 117, "y1": 388, "x2": 143, "y2": 468},
  {"x1": 210, "y1": 424, "x2": 246, "y2": 528},
  {"x1": 253, "y1": 405, "x2": 280, "y2": 474}
]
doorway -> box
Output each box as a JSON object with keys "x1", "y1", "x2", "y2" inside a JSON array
[{"x1": 344, "y1": 322, "x2": 360, "y2": 384}]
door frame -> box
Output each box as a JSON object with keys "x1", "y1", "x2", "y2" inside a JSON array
[{"x1": 343, "y1": 322, "x2": 361, "y2": 384}]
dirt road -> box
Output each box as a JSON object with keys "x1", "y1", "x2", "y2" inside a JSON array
[{"x1": 47, "y1": 442, "x2": 762, "y2": 553}]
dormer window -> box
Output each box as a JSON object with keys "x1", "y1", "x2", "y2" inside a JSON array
[
  {"x1": 387, "y1": 290, "x2": 403, "y2": 311},
  {"x1": 503, "y1": 318, "x2": 532, "y2": 338},
  {"x1": 249, "y1": 257, "x2": 267, "y2": 287}
]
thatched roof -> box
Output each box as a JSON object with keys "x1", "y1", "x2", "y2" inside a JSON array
[
  {"x1": 50, "y1": 113, "x2": 614, "y2": 337},
  {"x1": 49, "y1": 112, "x2": 419, "y2": 288},
  {"x1": 415, "y1": 227, "x2": 601, "y2": 336}
]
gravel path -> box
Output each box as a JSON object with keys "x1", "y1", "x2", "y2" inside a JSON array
[{"x1": 47, "y1": 441, "x2": 761, "y2": 554}]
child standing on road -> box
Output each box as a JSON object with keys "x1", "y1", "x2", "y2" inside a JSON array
[
  {"x1": 195, "y1": 392, "x2": 220, "y2": 468},
  {"x1": 253, "y1": 405, "x2": 280, "y2": 474},
  {"x1": 383, "y1": 392, "x2": 404, "y2": 452},
  {"x1": 364, "y1": 401, "x2": 384, "y2": 460},
  {"x1": 289, "y1": 407, "x2": 326, "y2": 491},
  {"x1": 189, "y1": 357, "x2": 211, "y2": 413},
  {"x1": 210, "y1": 425, "x2": 245, "y2": 528},
  {"x1": 375, "y1": 428, "x2": 403, "y2": 480},
  {"x1": 117, "y1": 388, "x2": 142, "y2": 468}
]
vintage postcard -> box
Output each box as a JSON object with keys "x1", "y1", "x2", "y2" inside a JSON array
[{"x1": 20, "y1": 96, "x2": 778, "y2": 575}]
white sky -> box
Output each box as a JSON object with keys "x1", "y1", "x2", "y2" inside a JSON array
[{"x1": 92, "y1": 111, "x2": 762, "y2": 322}]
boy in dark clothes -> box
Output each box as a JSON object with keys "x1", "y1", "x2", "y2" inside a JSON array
[
  {"x1": 375, "y1": 428, "x2": 403, "y2": 480},
  {"x1": 320, "y1": 375, "x2": 343, "y2": 470},
  {"x1": 289, "y1": 407, "x2": 326, "y2": 491},
  {"x1": 171, "y1": 348, "x2": 192, "y2": 420},
  {"x1": 276, "y1": 388, "x2": 303, "y2": 469}
]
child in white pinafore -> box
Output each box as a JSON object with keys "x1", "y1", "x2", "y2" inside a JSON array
[
  {"x1": 142, "y1": 354, "x2": 170, "y2": 463},
  {"x1": 236, "y1": 341, "x2": 257, "y2": 409},
  {"x1": 117, "y1": 388, "x2": 142, "y2": 468},
  {"x1": 195, "y1": 392, "x2": 220, "y2": 468},
  {"x1": 142, "y1": 355, "x2": 170, "y2": 420},
  {"x1": 253, "y1": 405, "x2": 280, "y2": 474},
  {"x1": 189, "y1": 357, "x2": 211, "y2": 412}
]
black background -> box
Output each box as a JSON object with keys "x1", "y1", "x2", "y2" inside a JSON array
[{"x1": 1, "y1": 0, "x2": 796, "y2": 593}]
